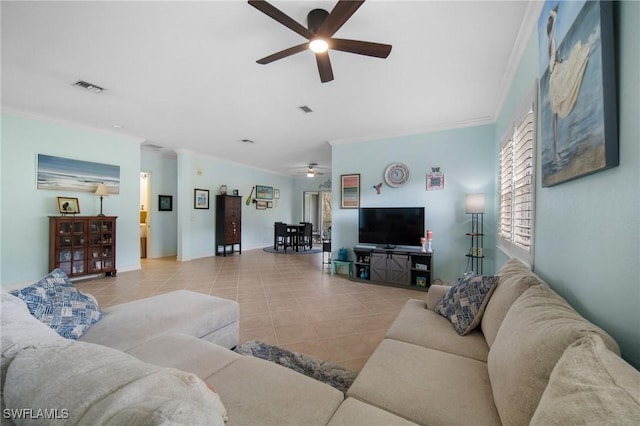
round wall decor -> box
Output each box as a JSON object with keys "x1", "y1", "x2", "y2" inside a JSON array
[{"x1": 384, "y1": 162, "x2": 410, "y2": 187}]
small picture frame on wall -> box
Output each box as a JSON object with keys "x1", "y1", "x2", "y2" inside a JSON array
[
  {"x1": 158, "y1": 195, "x2": 173, "y2": 211},
  {"x1": 255, "y1": 185, "x2": 273, "y2": 200},
  {"x1": 256, "y1": 200, "x2": 267, "y2": 210},
  {"x1": 194, "y1": 189, "x2": 210, "y2": 209},
  {"x1": 267, "y1": 201, "x2": 273, "y2": 208},
  {"x1": 274, "y1": 188, "x2": 280, "y2": 199},
  {"x1": 340, "y1": 174, "x2": 360, "y2": 209},
  {"x1": 426, "y1": 167, "x2": 445, "y2": 191},
  {"x1": 57, "y1": 197, "x2": 80, "y2": 215}
]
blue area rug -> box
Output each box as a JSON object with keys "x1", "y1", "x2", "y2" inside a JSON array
[
  {"x1": 234, "y1": 340, "x2": 357, "y2": 393},
  {"x1": 263, "y1": 246, "x2": 322, "y2": 255}
]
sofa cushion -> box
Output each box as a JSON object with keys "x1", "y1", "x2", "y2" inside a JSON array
[
  {"x1": 125, "y1": 332, "x2": 241, "y2": 380},
  {"x1": 347, "y1": 339, "x2": 501, "y2": 426},
  {"x1": 9, "y1": 268, "x2": 102, "y2": 339},
  {"x1": 434, "y1": 274, "x2": 497, "y2": 335},
  {"x1": 208, "y1": 355, "x2": 344, "y2": 426},
  {"x1": 481, "y1": 258, "x2": 544, "y2": 347},
  {"x1": 531, "y1": 334, "x2": 640, "y2": 425},
  {"x1": 328, "y1": 397, "x2": 419, "y2": 426},
  {"x1": 1, "y1": 293, "x2": 63, "y2": 411},
  {"x1": 536, "y1": 334, "x2": 640, "y2": 424},
  {"x1": 4, "y1": 340, "x2": 227, "y2": 425},
  {"x1": 385, "y1": 299, "x2": 489, "y2": 362},
  {"x1": 488, "y1": 284, "x2": 620, "y2": 426}
]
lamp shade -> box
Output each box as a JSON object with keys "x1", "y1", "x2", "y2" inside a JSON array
[
  {"x1": 95, "y1": 183, "x2": 109, "y2": 196},
  {"x1": 465, "y1": 194, "x2": 485, "y2": 214}
]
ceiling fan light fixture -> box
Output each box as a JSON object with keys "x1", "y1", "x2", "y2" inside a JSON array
[
  {"x1": 307, "y1": 169, "x2": 315, "y2": 177},
  {"x1": 309, "y1": 38, "x2": 328, "y2": 53}
]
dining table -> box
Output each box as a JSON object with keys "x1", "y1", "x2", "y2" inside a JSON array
[{"x1": 286, "y1": 224, "x2": 304, "y2": 252}]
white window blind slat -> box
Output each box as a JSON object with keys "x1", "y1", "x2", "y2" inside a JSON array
[{"x1": 498, "y1": 85, "x2": 536, "y2": 267}]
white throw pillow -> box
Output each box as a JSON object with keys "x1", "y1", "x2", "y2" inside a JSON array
[{"x1": 4, "y1": 340, "x2": 227, "y2": 425}]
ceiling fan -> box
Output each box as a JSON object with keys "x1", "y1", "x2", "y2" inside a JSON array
[
  {"x1": 249, "y1": 0, "x2": 392, "y2": 83},
  {"x1": 293, "y1": 163, "x2": 327, "y2": 177}
]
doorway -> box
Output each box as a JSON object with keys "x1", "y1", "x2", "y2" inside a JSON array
[
  {"x1": 140, "y1": 172, "x2": 150, "y2": 258},
  {"x1": 303, "y1": 191, "x2": 332, "y2": 242}
]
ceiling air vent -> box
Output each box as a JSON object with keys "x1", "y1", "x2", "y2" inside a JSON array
[
  {"x1": 73, "y1": 80, "x2": 105, "y2": 93},
  {"x1": 141, "y1": 142, "x2": 164, "y2": 151},
  {"x1": 298, "y1": 105, "x2": 313, "y2": 113}
]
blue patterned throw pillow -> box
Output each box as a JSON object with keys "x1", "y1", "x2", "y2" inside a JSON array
[
  {"x1": 434, "y1": 274, "x2": 498, "y2": 335},
  {"x1": 10, "y1": 268, "x2": 103, "y2": 339}
]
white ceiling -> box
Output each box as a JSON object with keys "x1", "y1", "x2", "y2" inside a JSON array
[{"x1": 1, "y1": 0, "x2": 541, "y2": 177}]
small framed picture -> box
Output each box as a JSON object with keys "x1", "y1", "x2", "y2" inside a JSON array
[
  {"x1": 194, "y1": 189, "x2": 210, "y2": 209},
  {"x1": 57, "y1": 197, "x2": 80, "y2": 215},
  {"x1": 340, "y1": 174, "x2": 360, "y2": 209},
  {"x1": 255, "y1": 185, "x2": 273, "y2": 200},
  {"x1": 267, "y1": 201, "x2": 273, "y2": 208},
  {"x1": 256, "y1": 200, "x2": 267, "y2": 210},
  {"x1": 158, "y1": 195, "x2": 173, "y2": 211},
  {"x1": 426, "y1": 167, "x2": 445, "y2": 191},
  {"x1": 274, "y1": 188, "x2": 280, "y2": 199}
]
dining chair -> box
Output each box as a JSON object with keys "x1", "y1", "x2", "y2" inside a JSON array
[
  {"x1": 274, "y1": 222, "x2": 290, "y2": 251},
  {"x1": 298, "y1": 222, "x2": 313, "y2": 251}
]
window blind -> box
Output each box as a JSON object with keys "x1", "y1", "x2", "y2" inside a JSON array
[{"x1": 498, "y1": 85, "x2": 536, "y2": 266}]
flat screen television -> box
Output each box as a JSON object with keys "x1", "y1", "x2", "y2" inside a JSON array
[{"x1": 358, "y1": 207, "x2": 425, "y2": 248}]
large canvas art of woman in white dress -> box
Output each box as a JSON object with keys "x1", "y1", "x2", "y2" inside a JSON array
[{"x1": 537, "y1": 0, "x2": 618, "y2": 187}]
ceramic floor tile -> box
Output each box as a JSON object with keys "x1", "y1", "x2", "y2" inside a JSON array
[
  {"x1": 270, "y1": 308, "x2": 308, "y2": 327},
  {"x1": 274, "y1": 322, "x2": 319, "y2": 345}
]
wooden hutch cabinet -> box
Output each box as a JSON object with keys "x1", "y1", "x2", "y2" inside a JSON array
[
  {"x1": 215, "y1": 195, "x2": 242, "y2": 256},
  {"x1": 49, "y1": 216, "x2": 117, "y2": 278}
]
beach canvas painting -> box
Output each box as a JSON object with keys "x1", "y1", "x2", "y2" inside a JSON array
[
  {"x1": 37, "y1": 154, "x2": 120, "y2": 194},
  {"x1": 537, "y1": 0, "x2": 617, "y2": 187}
]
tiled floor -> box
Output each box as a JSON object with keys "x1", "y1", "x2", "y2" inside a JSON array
[{"x1": 74, "y1": 248, "x2": 427, "y2": 372}]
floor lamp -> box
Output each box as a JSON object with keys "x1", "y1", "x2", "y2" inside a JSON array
[{"x1": 465, "y1": 194, "x2": 485, "y2": 275}]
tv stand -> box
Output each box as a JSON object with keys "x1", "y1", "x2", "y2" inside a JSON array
[{"x1": 352, "y1": 246, "x2": 433, "y2": 291}]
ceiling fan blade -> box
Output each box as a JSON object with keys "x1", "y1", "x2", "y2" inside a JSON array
[
  {"x1": 248, "y1": 0, "x2": 313, "y2": 40},
  {"x1": 330, "y1": 38, "x2": 392, "y2": 58},
  {"x1": 315, "y1": 52, "x2": 334, "y2": 83},
  {"x1": 319, "y1": 0, "x2": 365, "y2": 37},
  {"x1": 257, "y1": 43, "x2": 309, "y2": 64}
]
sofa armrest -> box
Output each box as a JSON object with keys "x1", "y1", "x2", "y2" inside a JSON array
[{"x1": 426, "y1": 285, "x2": 451, "y2": 310}]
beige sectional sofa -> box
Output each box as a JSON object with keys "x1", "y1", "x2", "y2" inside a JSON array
[
  {"x1": 2, "y1": 258, "x2": 639, "y2": 425},
  {"x1": 349, "y1": 258, "x2": 640, "y2": 425}
]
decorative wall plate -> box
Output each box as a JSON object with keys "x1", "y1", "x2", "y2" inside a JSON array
[{"x1": 384, "y1": 163, "x2": 410, "y2": 187}]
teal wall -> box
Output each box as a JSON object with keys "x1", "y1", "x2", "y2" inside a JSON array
[
  {"x1": 331, "y1": 123, "x2": 497, "y2": 284},
  {"x1": 1, "y1": 113, "x2": 143, "y2": 285},
  {"x1": 0, "y1": 114, "x2": 297, "y2": 287},
  {"x1": 494, "y1": 1, "x2": 639, "y2": 369}
]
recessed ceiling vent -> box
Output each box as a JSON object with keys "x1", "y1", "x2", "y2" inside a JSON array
[
  {"x1": 141, "y1": 142, "x2": 164, "y2": 151},
  {"x1": 240, "y1": 139, "x2": 255, "y2": 144},
  {"x1": 298, "y1": 105, "x2": 313, "y2": 114},
  {"x1": 73, "y1": 80, "x2": 105, "y2": 93}
]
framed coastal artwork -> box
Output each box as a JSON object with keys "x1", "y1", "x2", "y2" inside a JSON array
[
  {"x1": 537, "y1": 0, "x2": 617, "y2": 187},
  {"x1": 37, "y1": 154, "x2": 120, "y2": 193},
  {"x1": 255, "y1": 185, "x2": 273, "y2": 200}
]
